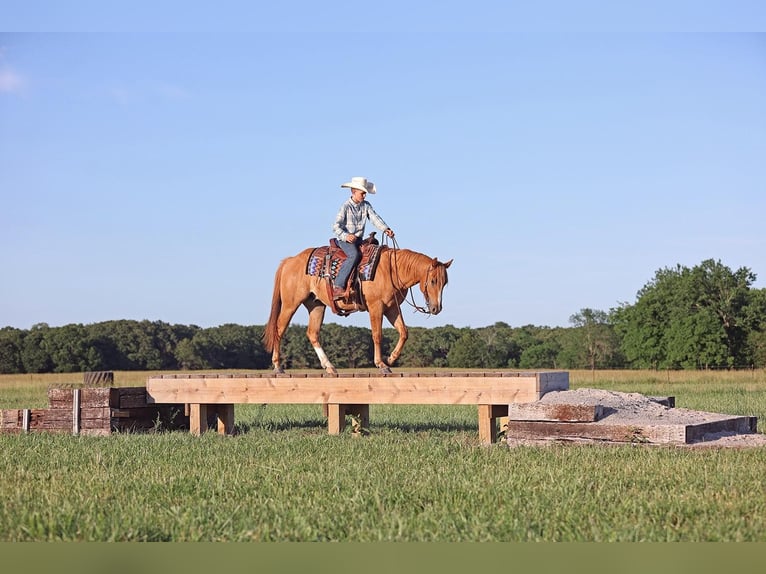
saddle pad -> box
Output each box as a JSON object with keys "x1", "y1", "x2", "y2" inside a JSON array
[{"x1": 306, "y1": 243, "x2": 385, "y2": 282}]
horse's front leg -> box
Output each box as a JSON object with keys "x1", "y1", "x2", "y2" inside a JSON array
[
  {"x1": 306, "y1": 302, "x2": 337, "y2": 375},
  {"x1": 384, "y1": 306, "x2": 408, "y2": 368},
  {"x1": 368, "y1": 306, "x2": 393, "y2": 374}
]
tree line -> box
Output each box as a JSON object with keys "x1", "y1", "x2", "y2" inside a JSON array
[{"x1": 1, "y1": 259, "x2": 764, "y2": 374}]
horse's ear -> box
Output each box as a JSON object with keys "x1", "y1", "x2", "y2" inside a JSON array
[{"x1": 444, "y1": 259, "x2": 453, "y2": 269}]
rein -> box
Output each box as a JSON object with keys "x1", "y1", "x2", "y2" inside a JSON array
[{"x1": 385, "y1": 236, "x2": 432, "y2": 316}]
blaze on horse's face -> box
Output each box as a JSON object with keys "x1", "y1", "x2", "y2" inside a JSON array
[{"x1": 421, "y1": 258, "x2": 453, "y2": 315}]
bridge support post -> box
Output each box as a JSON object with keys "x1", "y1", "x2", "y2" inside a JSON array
[
  {"x1": 327, "y1": 404, "x2": 370, "y2": 435},
  {"x1": 478, "y1": 404, "x2": 509, "y2": 445},
  {"x1": 188, "y1": 403, "x2": 235, "y2": 435}
]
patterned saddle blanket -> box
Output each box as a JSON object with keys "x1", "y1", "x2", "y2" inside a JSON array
[{"x1": 306, "y1": 234, "x2": 385, "y2": 284}]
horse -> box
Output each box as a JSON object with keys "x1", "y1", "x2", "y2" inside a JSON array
[{"x1": 263, "y1": 243, "x2": 452, "y2": 374}]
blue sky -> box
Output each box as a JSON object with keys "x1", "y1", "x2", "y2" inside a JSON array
[{"x1": 2, "y1": 3, "x2": 765, "y2": 331}]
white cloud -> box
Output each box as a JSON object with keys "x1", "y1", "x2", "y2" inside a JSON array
[{"x1": 0, "y1": 67, "x2": 23, "y2": 93}]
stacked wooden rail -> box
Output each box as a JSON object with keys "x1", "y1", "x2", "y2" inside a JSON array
[
  {"x1": 502, "y1": 393, "x2": 758, "y2": 445},
  {"x1": 1, "y1": 385, "x2": 188, "y2": 436},
  {"x1": 146, "y1": 370, "x2": 570, "y2": 444}
]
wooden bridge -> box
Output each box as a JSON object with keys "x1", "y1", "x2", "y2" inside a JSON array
[{"x1": 146, "y1": 370, "x2": 569, "y2": 444}]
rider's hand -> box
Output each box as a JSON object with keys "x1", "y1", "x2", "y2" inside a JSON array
[
  {"x1": 346, "y1": 234, "x2": 356, "y2": 243},
  {"x1": 385, "y1": 228, "x2": 395, "y2": 238}
]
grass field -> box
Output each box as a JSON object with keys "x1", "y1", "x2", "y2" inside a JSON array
[{"x1": 1, "y1": 369, "x2": 765, "y2": 541}]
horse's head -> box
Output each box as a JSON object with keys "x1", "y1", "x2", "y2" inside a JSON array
[{"x1": 420, "y1": 258, "x2": 452, "y2": 315}]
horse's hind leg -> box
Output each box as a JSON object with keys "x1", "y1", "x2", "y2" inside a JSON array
[
  {"x1": 306, "y1": 301, "x2": 337, "y2": 375},
  {"x1": 271, "y1": 301, "x2": 302, "y2": 374}
]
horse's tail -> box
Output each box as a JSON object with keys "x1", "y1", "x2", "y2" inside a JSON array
[{"x1": 263, "y1": 261, "x2": 284, "y2": 353}]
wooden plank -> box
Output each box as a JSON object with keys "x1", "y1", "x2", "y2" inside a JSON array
[
  {"x1": 507, "y1": 403, "x2": 604, "y2": 422},
  {"x1": 146, "y1": 372, "x2": 569, "y2": 406},
  {"x1": 505, "y1": 415, "x2": 756, "y2": 445},
  {"x1": 47, "y1": 387, "x2": 116, "y2": 409},
  {"x1": 24, "y1": 409, "x2": 111, "y2": 431},
  {"x1": 505, "y1": 420, "x2": 687, "y2": 444},
  {"x1": 22, "y1": 407, "x2": 110, "y2": 424},
  {"x1": 684, "y1": 417, "x2": 754, "y2": 442},
  {"x1": 116, "y1": 387, "x2": 150, "y2": 409},
  {"x1": 1, "y1": 409, "x2": 19, "y2": 427}
]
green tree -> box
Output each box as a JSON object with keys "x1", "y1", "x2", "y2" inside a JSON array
[
  {"x1": 45, "y1": 323, "x2": 103, "y2": 372},
  {"x1": 613, "y1": 259, "x2": 757, "y2": 369},
  {"x1": 393, "y1": 324, "x2": 462, "y2": 368},
  {"x1": 0, "y1": 327, "x2": 25, "y2": 373},
  {"x1": 447, "y1": 329, "x2": 486, "y2": 368},
  {"x1": 475, "y1": 322, "x2": 520, "y2": 368},
  {"x1": 567, "y1": 308, "x2": 620, "y2": 370},
  {"x1": 21, "y1": 323, "x2": 53, "y2": 373},
  {"x1": 518, "y1": 340, "x2": 561, "y2": 369},
  {"x1": 743, "y1": 288, "x2": 766, "y2": 367}
]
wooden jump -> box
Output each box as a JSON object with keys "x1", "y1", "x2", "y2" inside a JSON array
[{"x1": 146, "y1": 371, "x2": 569, "y2": 444}]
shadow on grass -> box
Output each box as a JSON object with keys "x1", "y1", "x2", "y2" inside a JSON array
[{"x1": 233, "y1": 418, "x2": 478, "y2": 435}]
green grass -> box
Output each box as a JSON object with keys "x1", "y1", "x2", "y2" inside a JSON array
[{"x1": 1, "y1": 369, "x2": 766, "y2": 541}]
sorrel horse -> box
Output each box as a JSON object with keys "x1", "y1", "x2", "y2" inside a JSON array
[{"x1": 263, "y1": 244, "x2": 452, "y2": 374}]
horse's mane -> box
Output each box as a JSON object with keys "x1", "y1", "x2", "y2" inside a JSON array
[{"x1": 387, "y1": 248, "x2": 448, "y2": 278}]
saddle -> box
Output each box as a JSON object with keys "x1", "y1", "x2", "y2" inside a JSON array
[{"x1": 305, "y1": 232, "x2": 385, "y2": 315}]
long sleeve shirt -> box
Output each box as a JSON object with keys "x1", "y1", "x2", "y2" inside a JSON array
[{"x1": 332, "y1": 199, "x2": 389, "y2": 241}]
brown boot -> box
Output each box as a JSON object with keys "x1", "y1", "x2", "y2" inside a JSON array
[{"x1": 332, "y1": 286, "x2": 346, "y2": 300}]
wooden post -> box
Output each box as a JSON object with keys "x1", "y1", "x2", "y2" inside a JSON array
[
  {"x1": 214, "y1": 404, "x2": 235, "y2": 435},
  {"x1": 478, "y1": 405, "x2": 508, "y2": 445},
  {"x1": 22, "y1": 409, "x2": 30, "y2": 432},
  {"x1": 327, "y1": 404, "x2": 369, "y2": 435},
  {"x1": 189, "y1": 404, "x2": 208, "y2": 436},
  {"x1": 327, "y1": 404, "x2": 345, "y2": 435},
  {"x1": 72, "y1": 388, "x2": 81, "y2": 435}
]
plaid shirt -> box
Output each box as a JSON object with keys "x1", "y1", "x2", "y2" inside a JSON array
[{"x1": 332, "y1": 198, "x2": 389, "y2": 241}]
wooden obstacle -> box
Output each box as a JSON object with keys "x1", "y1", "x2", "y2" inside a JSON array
[
  {"x1": 145, "y1": 370, "x2": 570, "y2": 444},
  {"x1": 503, "y1": 390, "x2": 758, "y2": 445},
  {"x1": 1, "y1": 386, "x2": 189, "y2": 436}
]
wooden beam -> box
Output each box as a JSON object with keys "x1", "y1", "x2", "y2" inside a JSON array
[
  {"x1": 505, "y1": 416, "x2": 755, "y2": 445},
  {"x1": 146, "y1": 371, "x2": 569, "y2": 406},
  {"x1": 507, "y1": 402, "x2": 604, "y2": 422}
]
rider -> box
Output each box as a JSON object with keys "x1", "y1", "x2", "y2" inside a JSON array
[{"x1": 332, "y1": 176, "x2": 395, "y2": 300}]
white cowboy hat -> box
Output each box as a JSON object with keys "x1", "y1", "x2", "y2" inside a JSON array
[{"x1": 341, "y1": 176, "x2": 376, "y2": 194}]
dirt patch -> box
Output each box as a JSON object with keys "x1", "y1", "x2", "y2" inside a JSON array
[{"x1": 505, "y1": 388, "x2": 765, "y2": 448}]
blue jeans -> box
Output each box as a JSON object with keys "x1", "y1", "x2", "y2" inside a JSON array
[{"x1": 334, "y1": 237, "x2": 361, "y2": 288}]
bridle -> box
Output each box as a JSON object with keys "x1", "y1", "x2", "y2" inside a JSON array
[{"x1": 385, "y1": 236, "x2": 436, "y2": 316}]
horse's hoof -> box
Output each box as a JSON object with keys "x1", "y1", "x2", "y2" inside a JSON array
[
  {"x1": 273, "y1": 366, "x2": 285, "y2": 375},
  {"x1": 325, "y1": 366, "x2": 338, "y2": 375},
  {"x1": 379, "y1": 365, "x2": 393, "y2": 375}
]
